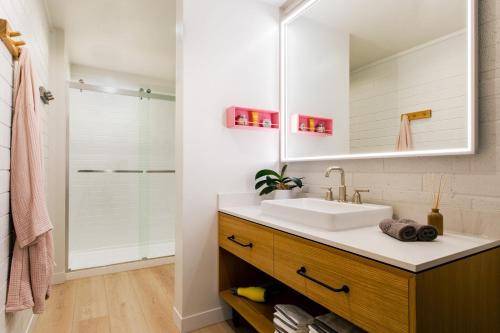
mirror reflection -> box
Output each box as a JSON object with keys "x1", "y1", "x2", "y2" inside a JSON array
[{"x1": 283, "y1": 0, "x2": 472, "y2": 160}]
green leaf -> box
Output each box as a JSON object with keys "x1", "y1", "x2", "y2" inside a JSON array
[
  {"x1": 282, "y1": 177, "x2": 303, "y2": 188},
  {"x1": 266, "y1": 176, "x2": 279, "y2": 186},
  {"x1": 259, "y1": 186, "x2": 276, "y2": 196},
  {"x1": 291, "y1": 177, "x2": 303, "y2": 188},
  {"x1": 280, "y1": 164, "x2": 288, "y2": 179},
  {"x1": 255, "y1": 169, "x2": 280, "y2": 180},
  {"x1": 255, "y1": 179, "x2": 267, "y2": 190}
]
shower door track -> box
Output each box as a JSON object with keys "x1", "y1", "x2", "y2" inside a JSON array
[{"x1": 68, "y1": 81, "x2": 176, "y2": 101}]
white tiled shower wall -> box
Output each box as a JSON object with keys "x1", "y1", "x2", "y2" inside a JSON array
[
  {"x1": 288, "y1": 1, "x2": 500, "y2": 240},
  {"x1": 0, "y1": 0, "x2": 50, "y2": 332},
  {"x1": 68, "y1": 88, "x2": 175, "y2": 269}
]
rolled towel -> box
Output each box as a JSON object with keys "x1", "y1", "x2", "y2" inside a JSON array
[
  {"x1": 399, "y1": 219, "x2": 438, "y2": 241},
  {"x1": 379, "y1": 218, "x2": 417, "y2": 241}
]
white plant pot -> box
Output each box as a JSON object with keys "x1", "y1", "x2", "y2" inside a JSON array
[{"x1": 273, "y1": 190, "x2": 295, "y2": 200}]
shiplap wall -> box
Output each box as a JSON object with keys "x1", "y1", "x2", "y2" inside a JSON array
[
  {"x1": 350, "y1": 31, "x2": 467, "y2": 153},
  {"x1": 0, "y1": 0, "x2": 50, "y2": 332},
  {"x1": 288, "y1": 0, "x2": 500, "y2": 240}
]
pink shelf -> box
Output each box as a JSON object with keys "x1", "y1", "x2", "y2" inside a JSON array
[
  {"x1": 291, "y1": 114, "x2": 333, "y2": 136},
  {"x1": 226, "y1": 106, "x2": 279, "y2": 131}
]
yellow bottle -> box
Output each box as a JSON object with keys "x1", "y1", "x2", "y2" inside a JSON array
[
  {"x1": 231, "y1": 286, "x2": 267, "y2": 303},
  {"x1": 308, "y1": 118, "x2": 315, "y2": 132}
]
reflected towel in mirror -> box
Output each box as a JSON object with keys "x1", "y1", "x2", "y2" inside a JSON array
[{"x1": 395, "y1": 114, "x2": 413, "y2": 151}]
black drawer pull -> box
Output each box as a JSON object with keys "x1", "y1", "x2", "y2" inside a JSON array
[
  {"x1": 227, "y1": 235, "x2": 253, "y2": 248},
  {"x1": 297, "y1": 266, "x2": 349, "y2": 293}
]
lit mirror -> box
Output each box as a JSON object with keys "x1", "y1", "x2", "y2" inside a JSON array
[{"x1": 281, "y1": 0, "x2": 476, "y2": 161}]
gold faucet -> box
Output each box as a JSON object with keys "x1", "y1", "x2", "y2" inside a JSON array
[
  {"x1": 325, "y1": 166, "x2": 347, "y2": 202},
  {"x1": 352, "y1": 189, "x2": 370, "y2": 204}
]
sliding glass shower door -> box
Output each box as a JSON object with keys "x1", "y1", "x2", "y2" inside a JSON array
[{"x1": 68, "y1": 85, "x2": 175, "y2": 270}]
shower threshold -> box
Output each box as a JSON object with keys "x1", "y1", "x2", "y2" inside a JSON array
[{"x1": 69, "y1": 241, "x2": 175, "y2": 271}]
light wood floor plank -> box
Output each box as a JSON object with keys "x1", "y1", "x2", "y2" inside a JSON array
[
  {"x1": 104, "y1": 271, "x2": 150, "y2": 333},
  {"x1": 33, "y1": 280, "x2": 76, "y2": 333},
  {"x1": 72, "y1": 275, "x2": 111, "y2": 333},
  {"x1": 128, "y1": 266, "x2": 177, "y2": 333},
  {"x1": 33, "y1": 264, "x2": 254, "y2": 333}
]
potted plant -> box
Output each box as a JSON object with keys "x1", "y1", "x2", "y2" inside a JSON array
[{"x1": 255, "y1": 164, "x2": 304, "y2": 199}]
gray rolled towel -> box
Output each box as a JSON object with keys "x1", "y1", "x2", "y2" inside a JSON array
[
  {"x1": 399, "y1": 219, "x2": 438, "y2": 241},
  {"x1": 379, "y1": 218, "x2": 417, "y2": 241}
]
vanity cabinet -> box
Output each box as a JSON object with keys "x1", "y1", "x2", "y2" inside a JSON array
[{"x1": 218, "y1": 212, "x2": 500, "y2": 333}]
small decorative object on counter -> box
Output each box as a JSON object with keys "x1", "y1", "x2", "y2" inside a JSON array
[
  {"x1": 428, "y1": 175, "x2": 446, "y2": 235},
  {"x1": 308, "y1": 118, "x2": 315, "y2": 132},
  {"x1": 316, "y1": 122, "x2": 326, "y2": 133},
  {"x1": 299, "y1": 122, "x2": 307, "y2": 131},
  {"x1": 250, "y1": 111, "x2": 260, "y2": 127},
  {"x1": 262, "y1": 118, "x2": 272, "y2": 128},
  {"x1": 236, "y1": 114, "x2": 248, "y2": 126},
  {"x1": 428, "y1": 209, "x2": 443, "y2": 236},
  {"x1": 255, "y1": 164, "x2": 304, "y2": 198}
]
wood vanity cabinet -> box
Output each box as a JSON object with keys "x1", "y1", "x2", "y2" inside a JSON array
[{"x1": 218, "y1": 212, "x2": 500, "y2": 333}]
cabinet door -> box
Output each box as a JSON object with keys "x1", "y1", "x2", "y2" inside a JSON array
[
  {"x1": 219, "y1": 213, "x2": 274, "y2": 276},
  {"x1": 275, "y1": 232, "x2": 412, "y2": 333}
]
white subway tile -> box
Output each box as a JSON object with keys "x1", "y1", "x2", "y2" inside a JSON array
[{"x1": 453, "y1": 175, "x2": 500, "y2": 196}]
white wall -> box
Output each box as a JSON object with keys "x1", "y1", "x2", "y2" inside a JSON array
[
  {"x1": 287, "y1": 0, "x2": 500, "y2": 241},
  {"x1": 46, "y1": 28, "x2": 69, "y2": 285},
  {"x1": 286, "y1": 17, "x2": 350, "y2": 158},
  {"x1": 350, "y1": 32, "x2": 467, "y2": 153},
  {"x1": 175, "y1": 0, "x2": 280, "y2": 331},
  {"x1": 0, "y1": 0, "x2": 51, "y2": 332}
]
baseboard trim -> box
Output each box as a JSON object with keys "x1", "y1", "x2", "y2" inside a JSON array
[
  {"x1": 51, "y1": 272, "x2": 66, "y2": 285},
  {"x1": 173, "y1": 305, "x2": 231, "y2": 332},
  {"x1": 66, "y1": 256, "x2": 175, "y2": 280}
]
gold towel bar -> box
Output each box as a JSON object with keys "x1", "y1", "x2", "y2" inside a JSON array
[
  {"x1": 0, "y1": 19, "x2": 25, "y2": 59},
  {"x1": 401, "y1": 109, "x2": 432, "y2": 121}
]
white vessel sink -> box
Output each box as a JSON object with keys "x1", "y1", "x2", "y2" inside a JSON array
[{"x1": 261, "y1": 198, "x2": 392, "y2": 231}]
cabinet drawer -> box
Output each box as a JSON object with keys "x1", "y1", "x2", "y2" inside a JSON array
[
  {"x1": 275, "y1": 233, "x2": 411, "y2": 333},
  {"x1": 219, "y1": 213, "x2": 274, "y2": 276}
]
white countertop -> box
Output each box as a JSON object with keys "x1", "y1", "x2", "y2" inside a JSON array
[{"x1": 218, "y1": 193, "x2": 500, "y2": 272}]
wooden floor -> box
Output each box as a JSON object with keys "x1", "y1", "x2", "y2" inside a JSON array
[{"x1": 33, "y1": 264, "x2": 255, "y2": 333}]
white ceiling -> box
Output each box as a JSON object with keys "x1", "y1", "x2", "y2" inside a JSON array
[
  {"x1": 45, "y1": 0, "x2": 176, "y2": 83},
  {"x1": 300, "y1": 0, "x2": 467, "y2": 69}
]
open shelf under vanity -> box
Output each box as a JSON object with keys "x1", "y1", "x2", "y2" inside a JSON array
[{"x1": 219, "y1": 248, "x2": 327, "y2": 333}]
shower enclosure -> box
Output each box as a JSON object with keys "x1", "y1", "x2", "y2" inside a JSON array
[{"x1": 67, "y1": 82, "x2": 175, "y2": 270}]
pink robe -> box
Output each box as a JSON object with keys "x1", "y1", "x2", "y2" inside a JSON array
[{"x1": 5, "y1": 49, "x2": 54, "y2": 314}]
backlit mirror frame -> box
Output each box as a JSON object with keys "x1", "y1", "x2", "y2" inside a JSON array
[{"x1": 280, "y1": 0, "x2": 477, "y2": 162}]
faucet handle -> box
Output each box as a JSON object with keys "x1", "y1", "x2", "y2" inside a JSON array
[
  {"x1": 320, "y1": 186, "x2": 333, "y2": 201},
  {"x1": 352, "y1": 189, "x2": 369, "y2": 204}
]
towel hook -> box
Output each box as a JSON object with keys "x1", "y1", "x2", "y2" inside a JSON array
[
  {"x1": 0, "y1": 19, "x2": 26, "y2": 59},
  {"x1": 39, "y1": 87, "x2": 54, "y2": 105}
]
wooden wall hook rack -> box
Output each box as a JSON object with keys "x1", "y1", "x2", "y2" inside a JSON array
[
  {"x1": 0, "y1": 19, "x2": 25, "y2": 59},
  {"x1": 401, "y1": 109, "x2": 432, "y2": 121}
]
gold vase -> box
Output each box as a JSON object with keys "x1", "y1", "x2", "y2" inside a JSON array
[{"x1": 427, "y1": 208, "x2": 443, "y2": 235}]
